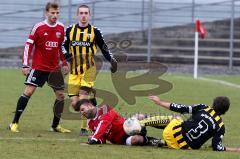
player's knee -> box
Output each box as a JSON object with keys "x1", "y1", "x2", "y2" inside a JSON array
[
  {"x1": 70, "y1": 98, "x2": 78, "y2": 107},
  {"x1": 79, "y1": 86, "x2": 95, "y2": 96},
  {"x1": 55, "y1": 90, "x2": 65, "y2": 101},
  {"x1": 24, "y1": 86, "x2": 36, "y2": 97},
  {"x1": 58, "y1": 93, "x2": 65, "y2": 101},
  {"x1": 79, "y1": 86, "x2": 91, "y2": 96},
  {"x1": 24, "y1": 91, "x2": 33, "y2": 97}
]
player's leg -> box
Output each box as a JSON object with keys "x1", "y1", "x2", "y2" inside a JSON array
[
  {"x1": 13, "y1": 85, "x2": 36, "y2": 124},
  {"x1": 9, "y1": 85, "x2": 37, "y2": 132},
  {"x1": 65, "y1": 73, "x2": 89, "y2": 134},
  {"x1": 126, "y1": 135, "x2": 165, "y2": 147},
  {"x1": 49, "y1": 89, "x2": 70, "y2": 133},
  {"x1": 67, "y1": 84, "x2": 90, "y2": 135},
  {"x1": 79, "y1": 65, "x2": 97, "y2": 106},
  {"x1": 139, "y1": 115, "x2": 181, "y2": 129},
  {"x1": 78, "y1": 86, "x2": 94, "y2": 136},
  {"x1": 78, "y1": 86, "x2": 96, "y2": 136},
  {"x1": 70, "y1": 95, "x2": 79, "y2": 109},
  {"x1": 79, "y1": 66, "x2": 96, "y2": 136},
  {"x1": 67, "y1": 73, "x2": 81, "y2": 110},
  {"x1": 48, "y1": 70, "x2": 71, "y2": 133},
  {"x1": 9, "y1": 69, "x2": 45, "y2": 132},
  {"x1": 145, "y1": 136, "x2": 166, "y2": 147},
  {"x1": 68, "y1": 95, "x2": 91, "y2": 135}
]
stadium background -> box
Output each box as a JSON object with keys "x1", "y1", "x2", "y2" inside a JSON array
[{"x1": 0, "y1": 0, "x2": 240, "y2": 72}]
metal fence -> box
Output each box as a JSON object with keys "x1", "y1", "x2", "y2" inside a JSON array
[{"x1": 0, "y1": 0, "x2": 239, "y2": 67}]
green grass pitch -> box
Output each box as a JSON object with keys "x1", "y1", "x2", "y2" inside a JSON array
[{"x1": 0, "y1": 69, "x2": 240, "y2": 159}]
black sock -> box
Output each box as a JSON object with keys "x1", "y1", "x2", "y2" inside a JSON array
[
  {"x1": 12, "y1": 94, "x2": 30, "y2": 123},
  {"x1": 145, "y1": 136, "x2": 166, "y2": 147},
  {"x1": 52, "y1": 99, "x2": 64, "y2": 128}
]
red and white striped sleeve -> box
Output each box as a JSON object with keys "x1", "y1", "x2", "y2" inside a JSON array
[{"x1": 22, "y1": 22, "x2": 43, "y2": 67}]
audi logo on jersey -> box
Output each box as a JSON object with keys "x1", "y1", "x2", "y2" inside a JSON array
[{"x1": 45, "y1": 41, "x2": 58, "y2": 48}]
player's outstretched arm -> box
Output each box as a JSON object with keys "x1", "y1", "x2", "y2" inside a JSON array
[
  {"x1": 148, "y1": 95, "x2": 200, "y2": 114},
  {"x1": 215, "y1": 133, "x2": 240, "y2": 152},
  {"x1": 148, "y1": 95, "x2": 171, "y2": 109},
  {"x1": 225, "y1": 147, "x2": 240, "y2": 152}
]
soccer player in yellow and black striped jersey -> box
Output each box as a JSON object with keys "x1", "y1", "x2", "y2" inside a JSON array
[
  {"x1": 62, "y1": 4, "x2": 117, "y2": 136},
  {"x1": 146, "y1": 95, "x2": 240, "y2": 152}
]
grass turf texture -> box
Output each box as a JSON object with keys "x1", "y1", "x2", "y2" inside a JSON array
[{"x1": 0, "y1": 69, "x2": 240, "y2": 159}]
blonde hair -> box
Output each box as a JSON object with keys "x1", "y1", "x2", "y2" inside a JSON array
[{"x1": 45, "y1": 2, "x2": 59, "y2": 11}]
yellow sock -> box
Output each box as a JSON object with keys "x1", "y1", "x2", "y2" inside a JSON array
[
  {"x1": 140, "y1": 115, "x2": 176, "y2": 128},
  {"x1": 81, "y1": 118, "x2": 87, "y2": 130}
]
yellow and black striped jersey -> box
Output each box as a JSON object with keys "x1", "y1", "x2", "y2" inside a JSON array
[
  {"x1": 170, "y1": 103, "x2": 225, "y2": 151},
  {"x1": 62, "y1": 24, "x2": 113, "y2": 75}
]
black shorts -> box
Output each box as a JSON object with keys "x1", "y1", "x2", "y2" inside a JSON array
[{"x1": 25, "y1": 69, "x2": 64, "y2": 90}]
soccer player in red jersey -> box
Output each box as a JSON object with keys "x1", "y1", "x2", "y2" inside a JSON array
[
  {"x1": 9, "y1": 2, "x2": 70, "y2": 133},
  {"x1": 75, "y1": 99, "x2": 164, "y2": 146}
]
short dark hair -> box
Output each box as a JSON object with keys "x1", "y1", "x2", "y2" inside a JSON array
[
  {"x1": 45, "y1": 2, "x2": 59, "y2": 12},
  {"x1": 74, "y1": 99, "x2": 92, "y2": 111},
  {"x1": 212, "y1": 96, "x2": 230, "y2": 115},
  {"x1": 77, "y1": 4, "x2": 90, "y2": 13}
]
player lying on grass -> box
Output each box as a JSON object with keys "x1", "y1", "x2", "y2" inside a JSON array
[
  {"x1": 74, "y1": 99, "x2": 164, "y2": 146},
  {"x1": 147, "y1": 95, "x2": 240, "y2": 152}
]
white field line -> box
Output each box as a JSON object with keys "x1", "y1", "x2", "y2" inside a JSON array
[
  {"x1": 0, "y1": 137, "x2": 78, "y2": 142},
  {"x1": 199, "y1": 77, "x2": 240, "y2": 89}
]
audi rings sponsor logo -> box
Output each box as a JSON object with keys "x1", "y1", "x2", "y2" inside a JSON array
[{"x1": 45, "y1": 41, "x2": 58, "y2": 47}]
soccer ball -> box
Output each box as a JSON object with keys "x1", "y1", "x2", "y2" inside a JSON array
[{"x1": 123, "y1": 117, "x2": 142, "y2": 135}]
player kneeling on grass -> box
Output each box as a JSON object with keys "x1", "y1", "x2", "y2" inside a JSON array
[
  {"x1": 147, "y1": 95, "x2": 240, "y2": 152},
  {"x1": 74, "y1": 99, "x2": 164, "y2": 146}
]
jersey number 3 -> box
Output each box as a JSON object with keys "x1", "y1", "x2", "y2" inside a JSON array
[{"x1": 187, "y1": 120, "x2": 208, "y2": 140}]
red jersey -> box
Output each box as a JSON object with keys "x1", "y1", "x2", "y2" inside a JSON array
[
  {"x1": 22, "y1": 20, "x2": 66, "y2": 72},
  {"x1": 88, "y1": 105, "x2": 128, "y2": 144}
]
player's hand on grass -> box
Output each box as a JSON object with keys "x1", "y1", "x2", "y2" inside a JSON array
[
  {"x1": 22, "y1": 67, "x2": 31, "y2": 76},
  {"x1": 87, "y1": 139, "x2": 101, "y2": 145},
  {"x1": 110, "y1": 57, "x2": 117, "y2": 73}
]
